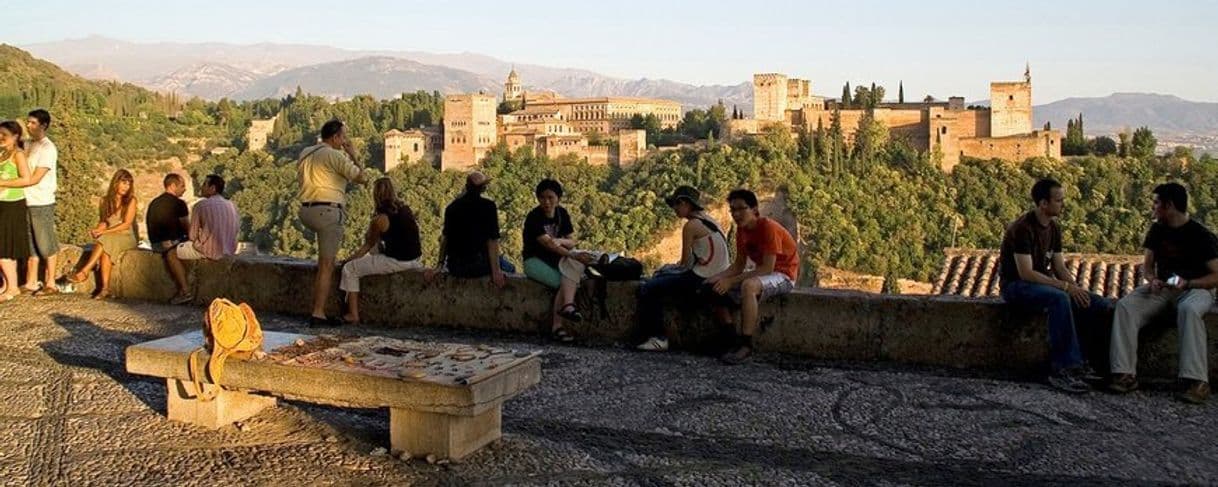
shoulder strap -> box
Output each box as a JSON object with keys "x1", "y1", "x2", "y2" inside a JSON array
[
  {"x1": 695, "y1": 216, "x2": 723, "y2": 236},
  {"x1": 298, "y1": 145, "x2": 326, "y2": 166}
]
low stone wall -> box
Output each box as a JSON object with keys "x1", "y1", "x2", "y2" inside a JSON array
[{"x1": 98, "y1": 249, "x2": 1218, "y2": 379}]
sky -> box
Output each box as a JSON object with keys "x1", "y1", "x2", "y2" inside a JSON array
[{"x1": 10, "y1": 0, "x2": 1218, "y2": 103}]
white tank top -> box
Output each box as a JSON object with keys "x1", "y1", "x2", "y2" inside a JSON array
[{"x1": 691, "y1": 215, "x2": 731, "y2": 278}]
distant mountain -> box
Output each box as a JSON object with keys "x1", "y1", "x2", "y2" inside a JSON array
[
  {"x1": 1034, "y1": 93, "x2": 1218, "y2": 136},
  {"x1": 22, "y1": 37, "x2": 749, "y2": 108},
  {"x1": 230, "y1": 56, "x2": 501, "y2": 100},
  {"x1": 146, "y1": 63, "x2": 262, "y2": 100}
]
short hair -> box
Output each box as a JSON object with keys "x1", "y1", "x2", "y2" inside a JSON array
[
  {"x1": 727, "y1": 188, "x2": 759, "y2": 208},
  {"x1": 27, "y1": 109, "x2": 51, "y2": 128},
  {"x1": 204, "y1": 174, "x2": 225, "y2": 195},
  {"x1": 534, "y1": 178, "x2": 563, "y2": 198},
  {"x1": 320, "y1": 119, "x2": 344, "y2": 140},
  {"x1": 1154, "y1": 182, "x2": 1188, "y2": 212},
  {"x1": 1030, "y1": 178, "x2": 1061, "y2": 205},
  {"x1": 163, "y1": 173, "x2": 184, "y2": 188}
]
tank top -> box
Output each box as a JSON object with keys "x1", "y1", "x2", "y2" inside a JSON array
[
  {"x1": 691, "y1": 215, "x2": 731, "y2": 278},
  {"x1": 0, "y1": 155, "x2": 24, "y2": 202},
  {"x1": 380, "y1": 206, "x2": 422, "y2": 262}
]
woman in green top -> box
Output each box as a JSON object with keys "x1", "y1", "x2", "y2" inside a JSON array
[
  {"x1": 67, "y1": 169, "x2": 139, "y2": 299},
  {"x1": 0, "y1": 120, "x2": 32, "y2": 301}
]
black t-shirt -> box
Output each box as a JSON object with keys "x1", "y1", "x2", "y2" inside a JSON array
[
  {"x1": 999, "y1": 211, "x2": 1062, "y2": 286},
  {"x1": 1143, "y1": 219, "x2": 1218, "y2": 280},
  {"x1": 442, "y1": 193, "x2": 501, "y2": 264},
  {"x1": 522, "y1": 206, "x2": 574, "y2": 268},
  {"x1": 146, "y1": 192, "x2": 188, "y2": 244},
  {"x1": 381, "y1": 205, "x2": 422, "y2": 262}
]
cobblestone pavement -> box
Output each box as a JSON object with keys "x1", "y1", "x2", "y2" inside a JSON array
[{"x1": 2, "y1": 295, "x2": 1217, "y2": 486}]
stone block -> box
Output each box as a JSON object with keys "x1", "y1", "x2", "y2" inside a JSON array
[
  {"x1": 165, "y1": 378, "x2": 276, "y2": 429},
  {"x1": 390, "y1": 405, "x2": 502, "y2": 460}
]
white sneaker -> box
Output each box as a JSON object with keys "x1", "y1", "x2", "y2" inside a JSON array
[{"x1": 636, "y1": 337, "x2": 669, "y2": 352}]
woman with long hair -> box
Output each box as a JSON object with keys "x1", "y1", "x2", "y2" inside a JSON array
[
  {"x1": 67, "y1": 169, "x2": 139, "y2": 299},
  {"x1": 0, "y1": 121, "x2": 32, "y2": 301},
  {"x1": 336, "y1": 177, "x2": 423, "y2": 324}
]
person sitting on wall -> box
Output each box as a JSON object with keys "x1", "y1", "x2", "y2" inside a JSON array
[
  {"x1": 146, "y1": 173, "x2": 191, "y2": 303},
  {"x1": 67, "y1": 169, "x2": 139, "y2": 300},
  {"x1": 635, "y1": 185, "x2": 730, "y2": 352},
  {"x1": 425, "y1": 171, "x2": 515, "y2": 286},
  {"x1": 521, "y1": 178, "x2": 599, "y2": 342},
  {"x1": 165, "y1": 174, "x2": 239, "y2": 304},
  {"x1": 998, "y1": 178, "x2": 1111, "y2": 394},
  {"x1": 337, "y1": 177, "x2": 423, "y2": 325},
  {"x1": 1109, "y1": 183, "x2": 1218, "y2": 404},
  {"x1": 705, "y1": 189, "x2": 798, "y2": 365}
]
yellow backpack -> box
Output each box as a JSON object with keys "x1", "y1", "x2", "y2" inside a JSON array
[{"x1": 188, "y1": 298, "x2": 264, "y2": 401}]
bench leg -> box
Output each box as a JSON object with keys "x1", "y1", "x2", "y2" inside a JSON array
[
  {"x1": 165, "y1": 378, "x2": 276, "y2": 429},
  {"x1": 390, "y1": 405, "x2": 502, "y2": 460}
]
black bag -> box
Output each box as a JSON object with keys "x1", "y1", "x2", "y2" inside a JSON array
[{"x1": 584, "y1": 255, "x2": 643, "y2": 319}]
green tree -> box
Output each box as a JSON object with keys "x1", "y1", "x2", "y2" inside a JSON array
[
  {"x1": 1089, "y1": 136, "x2": 1118, "y2": 156},
  {"x1": 1131, "y1": 126, "x2": 1158, "y2": 158}
]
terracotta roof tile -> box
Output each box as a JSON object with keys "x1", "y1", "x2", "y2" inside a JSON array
[{"x1": 932, "y1": 248, "x2": 1143, "y2": 299}]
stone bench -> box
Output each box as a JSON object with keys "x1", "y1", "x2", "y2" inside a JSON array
[{"x1": 125, "y1": 330, "x2": 541, "y2": 460}]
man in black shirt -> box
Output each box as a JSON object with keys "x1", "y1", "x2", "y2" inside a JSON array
[
  {"x1": 1110, "y1": 183, "x2": 1218, "y2": 403},
  {"x1": 425, "y1": 171, "x2": 514, "y2": 287},
  {"x1": 146, "y1": 173, "x2": 191, "y2": 303},
  {"x1": 999, "y1": 179, "x2": 1111, "y2": 393}
]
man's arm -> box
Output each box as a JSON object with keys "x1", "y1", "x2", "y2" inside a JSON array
[
  {"x1": 487, "y1": 239, "x2": 506, "y2": 288},
  {"x1": 1017, "y1": 253, "x2": 1070, "y2": 289},
  {"x1": 1144, "y1": 249, "x2": 1164, "y2": 291},
  {"x1": 0, "y1": 166, "x2": 48, "y2": 188},
  {"x1": 1183, "y1": 259, "x2": 1218, "y2": 290}
]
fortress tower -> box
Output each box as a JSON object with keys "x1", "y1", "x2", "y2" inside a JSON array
[
  {"x1": 753, "y1": 73, "x2": 789, "y2": 122},
  {"x1": 503, "y1": 67, "x2": 523, "y2": 102},
  {"x1": 989, "y1": 64, "x2": 1033, "y2": 137}
]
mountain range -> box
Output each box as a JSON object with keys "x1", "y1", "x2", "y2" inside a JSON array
[
  {"x1": 22, "y1": 36, "x2": 752, "y2": 109},
  {"x1": 17, "y1": 37, "x2": 1218, "y2": 142}
]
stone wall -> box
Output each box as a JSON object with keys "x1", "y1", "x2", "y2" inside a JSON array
[
  {"x1": 958, "y1": 130, "x2": 1063, "y2": 164},
  {"x1": 989, "y1": 81, "x2": 1033, "y2": 137},
  {"x1": 98, "y1": 249, "x2": 1218, "y2": 379}
]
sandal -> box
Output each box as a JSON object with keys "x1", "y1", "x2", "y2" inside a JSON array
[
  {"x1": 557, "y1": 303, "x2": 583, "y2": 323},
  {"x1": 552, "y1": 327, "x2": 575, "y2": 343},
  {"x1": 67, "y1": 272, "x2": 89, "y2": 284},
  {"x1": 91, "y1": 288, "x2": 111, "y2": 300}
]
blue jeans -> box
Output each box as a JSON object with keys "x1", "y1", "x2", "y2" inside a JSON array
[
  {"x1": 1001, "y1": 280, "x2": 1112, "y2": 372},
  {"x1": 637, "y1": 269, "x2": 705, "y2": 339}
]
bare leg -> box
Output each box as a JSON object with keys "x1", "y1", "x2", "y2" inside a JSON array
[
  {"x1": 739, "y1": 278, "x2": 762, "y2": 337},
  {"x1": 42, "y1": 253, "x2": 57, "y2": 287},
  {"x1": 96, "y1": 252, "x2": 113, "y2": 296},
  {"x1": 343, "y1": 291, "x2": 360, "y2": 323},
  {"x1": 0, "y1": 259, "x2": 18, "y2": 299},
  {"x1": 165, "y1": 251, "x2": 189, "y2": 296},
  {"x1": 311, "y1": 256, "x2": 335, "y2": 319},
  {"x1": 71, "y1": 244, "x2": 105, "y2": 281},
  {"x1": 24, "y1": 257, "x2": 40, "y2": 290},
  {"x1": 550, "y1": 290, "x2": 564, "y2": 331}
]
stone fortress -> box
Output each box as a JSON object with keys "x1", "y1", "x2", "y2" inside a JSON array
[
  {"x1": 727, "y1": 65, "x2": 1062, "y2": 171},
  {"x1": 390, "y1": 68, "x2": 676, "y2": 171}
]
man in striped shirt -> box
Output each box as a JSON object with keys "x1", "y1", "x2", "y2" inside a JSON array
[{"x1": 167, "y1": 174, "x2": 239, "y2": 304}]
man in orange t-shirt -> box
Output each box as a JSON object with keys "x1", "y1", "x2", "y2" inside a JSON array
[{"x1": 707, "y1": 189, "x2": 798, "y2": 364}]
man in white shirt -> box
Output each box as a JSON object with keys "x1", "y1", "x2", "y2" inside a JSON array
[{"x1": 20, "y1": 110, "x2": 58, "y2": 296}]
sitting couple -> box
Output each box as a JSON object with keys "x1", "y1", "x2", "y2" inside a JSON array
[{"x1": 636, "y1": 186, "x2": 798, "y2": 365}]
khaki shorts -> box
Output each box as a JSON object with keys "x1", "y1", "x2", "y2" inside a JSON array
[
  {"x1": 299, "y1": 205, "x2": 346, "y2": 260},
  {"x1": 718, "y1": 272, "x2": 795, "y2": 306},
  {"x1": 175, "y1": 241, "x2": 207, "y2": 261}
]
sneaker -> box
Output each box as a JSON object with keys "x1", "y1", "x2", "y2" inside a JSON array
[
  {"x1": 169, "y1": 294, "x2": 193, "y2": 305},
  {"x1": 1178, "y1": 381, "x2": 1211, "y2": 404},
  {"x1": 1108, "y1": 373, "x2": 1140, "y2": 394},
  {"x1": 636, "y1": 337, "x2": 669, "y2": 352},
  {"x1": 1077, "y1": 364, "x2": 1104, "y2": 382},
  {"x1": 1047, "y1": 368, "x2": 1090, "y2": 394},
  {"x1": 719, "y1": 346, "x2": 753, "y2": 365}
]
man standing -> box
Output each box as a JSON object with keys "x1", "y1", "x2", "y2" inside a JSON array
[
  {"x1": 298, "y1": 119, "x2": 368, "y2": 326},
  {"x1": 1110, "y1": 183, "x2": 1218, "y2": 404},
  {"x1": 706, "y1": 189, "x2": 798, "y2": 365},
  {"x1": 146, "y1": 173, "x2": 190, "y2": 303},
  {"x1": 999, "y1": 178, "x2": 1111, "y2": 394},
  {"x1": 424, "y1": 171, "x2": 512, "y2": 288},
  {"x1": 19, "y1": 109, "x2": 58, "y2": 295}
]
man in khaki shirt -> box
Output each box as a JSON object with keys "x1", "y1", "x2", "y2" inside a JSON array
[{"x1": 298, "y1": 119, "x2": 368, "y2": 326}]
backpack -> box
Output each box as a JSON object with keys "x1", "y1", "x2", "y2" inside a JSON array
[
  {"x1": 584, "y1": 255, "x2": 643, "y2": 319},
  {"x1": 188, "y1": 298, "x2": 264, "y2": 401}
]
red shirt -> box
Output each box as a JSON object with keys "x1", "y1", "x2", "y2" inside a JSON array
[{"x1": 736, "y1": 217, "x2": 799, "y2": 280}]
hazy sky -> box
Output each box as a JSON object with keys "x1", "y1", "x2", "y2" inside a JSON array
[{"x1": 11, "y1": 0, "x2": 1218, "y2": 103}]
